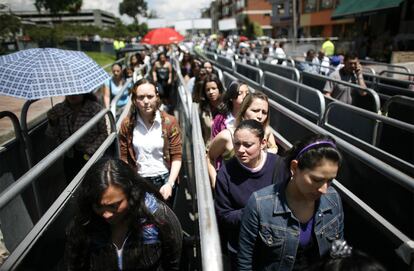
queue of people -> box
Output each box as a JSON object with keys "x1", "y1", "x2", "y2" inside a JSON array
[{"x1": 28, "y1": 46, "x2": 387, "y2": 271}]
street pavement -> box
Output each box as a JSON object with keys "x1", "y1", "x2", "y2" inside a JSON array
[{"x1": 0, "y1": 96, "x2": 64, "y2": 145}]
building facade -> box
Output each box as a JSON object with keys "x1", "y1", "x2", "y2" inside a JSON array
[
  {"x1": 216, "y1": 0, "x2": 273, "y2": 36},
  {"x1": 13, "y1": 9, "x2": 116, "y2": 28},
  {"x1": 269, "y1": 0, "x2": 293, "y2": 38},
  {"x1": 299, "y1": 0, "x2": 354, "y2": 38}
]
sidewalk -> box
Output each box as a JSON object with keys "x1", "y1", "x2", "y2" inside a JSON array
[{"x1": 0, "y1": 96, "x2": 64, "y2": 145}]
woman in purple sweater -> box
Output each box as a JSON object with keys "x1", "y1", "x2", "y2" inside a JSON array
[{"x1": 214, "y1": 119, "x2": 288, "y2": 271}]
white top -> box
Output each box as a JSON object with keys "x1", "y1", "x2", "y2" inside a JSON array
[
  {"x1": 114, "y1": 233, "x2": 130, "y2": 270},
  {"x1": 274, "y1": 47, "x2": 286, "y2": 59},
  {"x1": 224, "y1": 113, "x2": 235, "y2": 130},
  {"x1": 132, "y1": 110, "x2": 169, "y2": 177}
]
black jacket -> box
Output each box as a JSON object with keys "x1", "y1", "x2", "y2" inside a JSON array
[{"x1": 64, "y1": 197, "x2": 182, "y2": 271}]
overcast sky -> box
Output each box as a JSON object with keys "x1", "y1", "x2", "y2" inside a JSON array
[{"x1": 7, "y1": 0, "x2": 212, "y2": 23}]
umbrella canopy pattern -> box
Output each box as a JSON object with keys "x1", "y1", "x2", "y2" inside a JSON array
[
  {"x1": 142, "y1": 28, "x2": 184, "y2": 45},
  {"x1": 0, "y1": 48, "x2": 110, "y2": 100}
]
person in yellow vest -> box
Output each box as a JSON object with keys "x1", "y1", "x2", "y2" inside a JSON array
[
  {"x1": 113, "y1": 38, "x2": 121, "y2": 59},
  {"x1": 119, "y1": 39, "x2": 126, "y2": 49},
  {"x1": 115, "y1": 39, "x2": 126, "y2": 60},
  {"x1": 322, "y1": 38, "x2": 335, "y2": 57}
]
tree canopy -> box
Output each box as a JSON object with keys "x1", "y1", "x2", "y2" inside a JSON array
[
  {"x1": 34, "y1": 0, "x2": 82, "y2": 15},
  {"x1": 119, "y1": 0, "x2": 147, "y2": 24},
  {"x1": 0, "y1": 13, "x2": 21, "y2": 40}
]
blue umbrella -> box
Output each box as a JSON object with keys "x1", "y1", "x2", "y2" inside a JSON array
[{"x1": 0, "y1": 48, "x2": 110, "y2": 100}]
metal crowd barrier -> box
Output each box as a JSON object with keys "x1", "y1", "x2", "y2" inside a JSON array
[
  {"x1": 216, "y1": 54, "x2": 235, "y2": 74},
  {"x1": 259, "y1": 60, "x2": 301, "y2": 81},
  {"x1": 363, "y1": 73, "x2": 414, "y2": 99},
  {"x1": 0, "y1": 129, "x2": 119, "y2": 271},
  {"x1": 222, "y1": 71, "x2": 239, "y2": 90},
  {"x1": 263, "y1": 71, "x2": 325, "y2": 124},
  {"x1": 379, "y1": 70, "x2": 414, "y2": 80},
  {"x1": 235, "y1": 61, "x2": 263, "y2": 89},
  {"x1": 205, "y1": 51, "x2": 217, "y2": 62},
  {"x1": 191, "y1": 104, "x2": 223, "y2": 271},
  {"x1": 266, "y1": 99, "x2": 414, "y2": 269},
  {"x1": 382, "y1": 95, "x2": 414, "y2": 125},
  {"x1": 322, "y1": 101, "x2": 414, "y2": 176},
  {"x1": 301, "y1": 71, "x2": 381, "y2": 113},
  {"x1": 360, "y1": 60, "x2": 411, "y2": 74},
  {"x1": 213, "y1": 66, "x2": 225, "y2": 87},
  {"x1": 173, "y1": 54, "x2": 223, "y2": 271},
  {"x1": 0, "y1": 108, "x2": 117, "y2": 265},
  {"x1": 198, "y1": 49, "x2": 414, "y2": 269}
]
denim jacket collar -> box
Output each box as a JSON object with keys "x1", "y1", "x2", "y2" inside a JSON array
[{"x1": 272, "y1": 181, "x2": 338, "y2": 216}]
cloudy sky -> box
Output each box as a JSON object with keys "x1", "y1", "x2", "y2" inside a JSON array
[{"x1": 7, "y1": 0, "x2": 212, "y2": 23}]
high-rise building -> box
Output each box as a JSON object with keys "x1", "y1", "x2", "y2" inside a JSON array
[{"x1": 12, "y1": 9, "x2": 116, "y2": 28}]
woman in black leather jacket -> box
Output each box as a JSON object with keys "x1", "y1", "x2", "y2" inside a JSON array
[{"x1": 64, "y1": 158, "x2": 182, "y2": 271}]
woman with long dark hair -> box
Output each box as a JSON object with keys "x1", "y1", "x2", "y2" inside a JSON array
[
  {"x1": 211, "y1": 80, "x2": 249, "y2": 139},
  {"x1": 238, "y1": 134, "x2": 344, "y2": 271},
  {"x1": 198, "y1": 73, "x2": 224, "y2": 145},
  {"x1": 152, "y1": 52, "x2": 172, "y2": 103},
  {"x1": 64, "y1": 158, "x2": 182, "y2": 271},
  {"x1": 103, "y1": 63, "x2": 127, "y2": 108}
]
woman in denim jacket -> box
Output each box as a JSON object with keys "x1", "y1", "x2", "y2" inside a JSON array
[{"x1": 238, "y1": 134, "x2": 344, "y2": 271}]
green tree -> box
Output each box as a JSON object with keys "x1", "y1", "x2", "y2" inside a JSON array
[
  {"x1": 119, "y1": 0, "x2": 147, "y2": 24},
  {"x1": 0, "y1": 13, "x2": 21, "y2": 40},
  {"x1": 127, "y1": 23, "x2": 148, "y2": 37},
  {"x1": 147, "y1": 9, "x2": 158, "y2": 19},
  {"x1": 34, "y1": 0, "x2": 82, "y2": 14},
  {"x1": 252, "y1": 22, "x2": 263, "y2": 37},
  {"x1": 242, "y1": 16, "x2": 263, "y2": 39}
]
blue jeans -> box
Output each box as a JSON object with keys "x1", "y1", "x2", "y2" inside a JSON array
[
  {"x1": 144, "y1": 172, "x2": 170, "y2": 190},
  {"x1": 144, "y1": 173, "x2": 177, "y2": 208}
]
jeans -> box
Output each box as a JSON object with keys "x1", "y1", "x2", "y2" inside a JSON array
[
  {"x1": 144, "y1": 173, "x2": 177, "y2": 208},
  {"x1": 144, "y1": 172, "x2": 170, "y2": 190}
]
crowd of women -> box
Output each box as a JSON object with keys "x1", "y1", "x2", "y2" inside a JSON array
[{"x1": 39, "y1": 46, "x2": 388, "y2": 271}]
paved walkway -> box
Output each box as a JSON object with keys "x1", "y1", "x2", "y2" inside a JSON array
[{"x1": 0, "y1": 96, "x2": 64, "y2": 145}]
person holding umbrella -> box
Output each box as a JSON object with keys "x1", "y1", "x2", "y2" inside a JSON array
[{"x1": 46, "y1": 93, "x2": 108, "y2": 181}]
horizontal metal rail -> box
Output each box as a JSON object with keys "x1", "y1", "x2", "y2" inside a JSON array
[
  {"x1": 269, "y1": 98, "x2": 414, "y2": 192},
  {"x1": 235, "y1": 61, "x2": 264, "y2": 86},
  {"x1": 364, "y1": 73, "x2": 414, "y2": 87},
  {"x1": 263, "y1": 71, "x2": 325, "y2": 124},
  {"x1": 0, "y1": 109, "x2": 116, "y2": 211},
  {"x1": 379, "y1": 70, "x2": 414, "y2": 78},
  {"x1": 382, "y1": 95, "x2": 414, "y2": 116},
  {"x1": 324, "y1": 101, "x2": 414, "y2": 136},
  {"x1": 360, "y1": 60, "x2": 411, "y2": 73},
  {"x1": 267, "y1": 98, "x2": 414, "y2": 265},
  {"x1": 302, "y1": 71, "x2": 381, "y2": 113},
  {"x1": 259, "y1": 60, "x2": 301, "y2": 82},
  {"x1": 0, "y1": 131, "x2": 118, "y2": 271}
]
